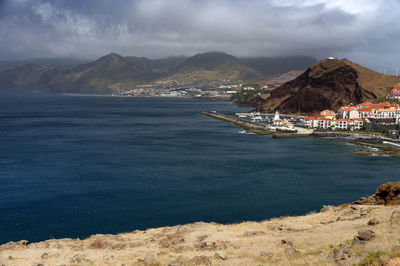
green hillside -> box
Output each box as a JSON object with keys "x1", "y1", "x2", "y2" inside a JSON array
[{"x1": 0, "y1": 52, "x2": 317, "y2": 93}]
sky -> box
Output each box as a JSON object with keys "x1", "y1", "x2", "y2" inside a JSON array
[{"x1": 0, "y1": 0, "x2": 399, "y2": 73}]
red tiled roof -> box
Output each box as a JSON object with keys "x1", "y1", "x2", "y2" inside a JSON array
[{"x1": 306, "y1": 117, "x2": 333, "y2": 121}]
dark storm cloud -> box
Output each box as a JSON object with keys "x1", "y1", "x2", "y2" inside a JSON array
[{"x1": 0, "y1": 0, "x2": 399, "y2": 72}]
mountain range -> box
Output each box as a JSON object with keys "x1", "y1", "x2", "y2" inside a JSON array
[
  {"x1": 0, "y1": 52, "x2": 317, "y2": 93},
  {"x1": 0, "y1": 58, "x2": 90, "y2": 71}
]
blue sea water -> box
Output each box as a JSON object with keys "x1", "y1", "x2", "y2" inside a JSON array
[{"x1": 0, "y1": 92, "x2": 399, "y2": 244}]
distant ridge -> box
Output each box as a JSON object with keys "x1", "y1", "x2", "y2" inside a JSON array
[
  {"x1": 0, "y1": 57, "x2": 90, "y2": 71},
  {"x1": 260, "y1": 58, "x2": 400, "y2": 113},
  {"x1": 0, "y1": 52, "x2": 317, "y2": 93}
]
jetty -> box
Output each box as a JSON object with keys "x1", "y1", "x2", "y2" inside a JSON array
[
  {"x1": 201, "y1": 111, "x2": 273, "y2": 134},
  {"x1": 201, "y1": 111, "x2": 313, "y2": 137}
]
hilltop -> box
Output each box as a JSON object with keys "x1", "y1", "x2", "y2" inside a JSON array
[
  {"x1": 169, "y1": 52, "x2": 263, "y2": 84},
  {"x1": 0, "y1": 53, "x2": 316, "y2": 93},
  {"x1": 1, "y1": 182, "x2": 400, "y2": 265},
  {"x1": 260, "y1": 59, "x2": 400, "y2": 113}
]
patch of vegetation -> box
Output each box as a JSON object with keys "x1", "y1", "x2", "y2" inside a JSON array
[
  {"x1": 357, "y1": 251, "x2": 386, "y2": 266},
  {"x1": 388, "y1": 247, "x2": 400, "y2": 258}
]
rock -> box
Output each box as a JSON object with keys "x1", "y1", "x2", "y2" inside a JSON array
[
  {"x1": 214, "y1": 251, "x2": 227, "y2": 260},
  {"x1": 327, "y1": 248, "x2": 340, "y2": 260},
  {"x1": 357, "y1": 229, "x2": 375, "y2": 241},
  {"x1": 284, "y1": 245, "x2": 299, "y2": 257},
  {"x1": 159, "y1": 233, "x2": 185, "y2": 249},
  {"x1": 243, "y1": 231, "x2": 266, "y2": 237},
  {"x1": 19, "y1": 240, "x2": 28, "y2": 245},
  {"x1": 281, "y1": 239, "x2": 293, "y2": 246},
  {"x1": 168, "y1": 255, "x2": 187, "y2": 266},
  {"x1": 143, "y1": 253, "x2": 156, "y2": 265},
  {"x1": 41, "y1": 253, "x2": 48, "y2": 259},
  {"x1": 89, "y1": 238, "x2": 110, "y2": 249},
  {"x1": 196, "y1": 240, "x2": 228, "y2": 251},
  {"x1": 352, "y1": 236, "x2": 366, "y2": 246},
  {"x1": 111, "y1": 243, "x2": 126, "y2": 250},
  {"x1": 71, "y1": 245, "x2": 83, "y2": 251},
  {"x1": 70, "y1": 254, "x2": 93, "y2": 264},
  {"x1": 391, "y1": 210, "x2": 400, "y2": 224},
  {"x1": 198, "y1": 241, "x2": 207, "y2": 249},
  {"x1": 187, "y1": 255, "x2": 211, "y2": 265},
  {"x1": 368, "y1": 218, "x2": 379, "y2": 226},
  {"x1": 327, "y1": 247, "x2": 351, "y2": 261},
  {"x1": 374, "y1": 182, "x2": 400, "y2": 204},
  {"x1": 259, "y1": 251, "x2": 275, "y2": 258},
  {"x1": 320, "y1": 205, "x2": 334, "y2": 212},
  {"x1": 32, "y1": 264, "x2": 44, "y2": 266},
  {"x1": 173, "y1": 245, "x2": 193, "y2": 252},
  {"x1": 354, "y1": 182, "x2": 400, "y2": 205},
  {"x1": 197, "y1": 235, "x2": 208, "y2": 242}
]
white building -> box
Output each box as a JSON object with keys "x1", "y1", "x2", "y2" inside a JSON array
[
  {"x1": 306, "y1": 117, "x2": 334, "y2": 129},
  {"x1": 349, "y1": 109, "x2": 360, "y2": 119}
]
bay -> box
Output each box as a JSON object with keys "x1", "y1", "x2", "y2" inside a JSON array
[{"x1": 0, "y1": 92, "x2": 399, "y2": 244}]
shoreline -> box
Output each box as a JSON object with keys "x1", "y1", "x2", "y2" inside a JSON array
[
  {"x1": 1, "y1": 182, "x2": 399, "y2": 265},
  {"x1": 202, "y1": 111, "x2": 400, "y2": 157},
  {"x1": 62, "y1": 93, "x2": 231, "y2": 101}
]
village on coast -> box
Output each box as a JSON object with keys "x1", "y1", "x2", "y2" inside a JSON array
[{"x1": 234, "y1": 83, "x2": 400, "y2": 139}]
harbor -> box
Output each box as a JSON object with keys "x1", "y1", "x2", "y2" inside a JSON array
[{"x1": 200, "y1": 111, "x2": 313, "y2": 137}]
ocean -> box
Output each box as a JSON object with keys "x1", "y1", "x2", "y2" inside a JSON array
[{"x1": 0, "y1": 92, "x2": 399, "y2": 244}]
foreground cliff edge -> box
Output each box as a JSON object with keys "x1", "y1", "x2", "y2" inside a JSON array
[{"x1": 1, "y1": 182, "x2": 400, "y2": 266}]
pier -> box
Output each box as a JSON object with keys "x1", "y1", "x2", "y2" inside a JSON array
[
  {"x1": 201, "y1": 111, "x2": 313, "y2": 137},
  {"x1": 201, "y1": 111, "x2": 274, "y2": 134}
]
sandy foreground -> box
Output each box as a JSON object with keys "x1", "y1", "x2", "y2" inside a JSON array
[{"x1": 1, "y1": 193, "x2": 400, "y2": 265}]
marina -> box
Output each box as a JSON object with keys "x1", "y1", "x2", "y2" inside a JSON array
[{"x1": 202, "y1": 111, "x2": 313, "y2": 137}]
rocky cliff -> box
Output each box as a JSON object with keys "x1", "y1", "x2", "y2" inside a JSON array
[{"x1": 260, "y1": 59, "x2": 400, "y2": 113}]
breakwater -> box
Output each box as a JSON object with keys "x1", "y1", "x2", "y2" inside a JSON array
[
  {"x1": 200, "y1": 111, "x2": 313, "y2": 137},
  {"x1": 200, "y1": 111, "x2": 274, "y2": 134}
]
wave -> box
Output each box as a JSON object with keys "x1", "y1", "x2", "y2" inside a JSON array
[{"x1": 238, "y1": 130, "x2": 255, "y2": 135}]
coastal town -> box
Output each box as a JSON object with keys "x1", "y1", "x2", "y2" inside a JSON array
[
  {"x1": 111, "y1": 71, "x2": 301, "y2": 98},
  {"x1": 232, "y1": 83, "x2": 400, "y2": 139}
]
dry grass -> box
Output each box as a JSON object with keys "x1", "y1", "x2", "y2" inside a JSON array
[{"x1": 1, "y1": 205, "x2": 400, "y2": 265}]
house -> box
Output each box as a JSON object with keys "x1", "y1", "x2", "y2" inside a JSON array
[
  {"x1": 349, "y1": 109, "x2": 360, "y2": 119},
  {"x1": 336, "y1": 119, "x2": 352, "y2": 130},
  {"x1": 387, "y1": 93, "x2": 400, "y2": 101},
  {"x1": 306, "y1": 117, "x2": 334, "y2": 129},
  {"x1": 320, "y1": 110, "x2": 336, "y2": 119},
  {"x1": 338, "y1": 106, "x2": 353, "y2": 119},
  {"x1": 353, "y1": 118, "x2": 364, "y2": 130},
  {"x1": 282, "y1": 120, "x2": 294, "y2": 129},
  {"x1": 273, "y1": 111, "x2": 283, "y2": 126},
  {"x1": 396, "y1": 108, "x2": 400, "y2": 125},
  {"x1": 358, "y1": 108, "x2": 373, "y2": 118},
  {"x1": 376, "y1": 108, "x2": 397, "y2": 118}
]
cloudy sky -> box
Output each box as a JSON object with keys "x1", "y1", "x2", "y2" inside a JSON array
[{"x1": 0, "y1": 0, "x2": 399, "y2": 73}]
